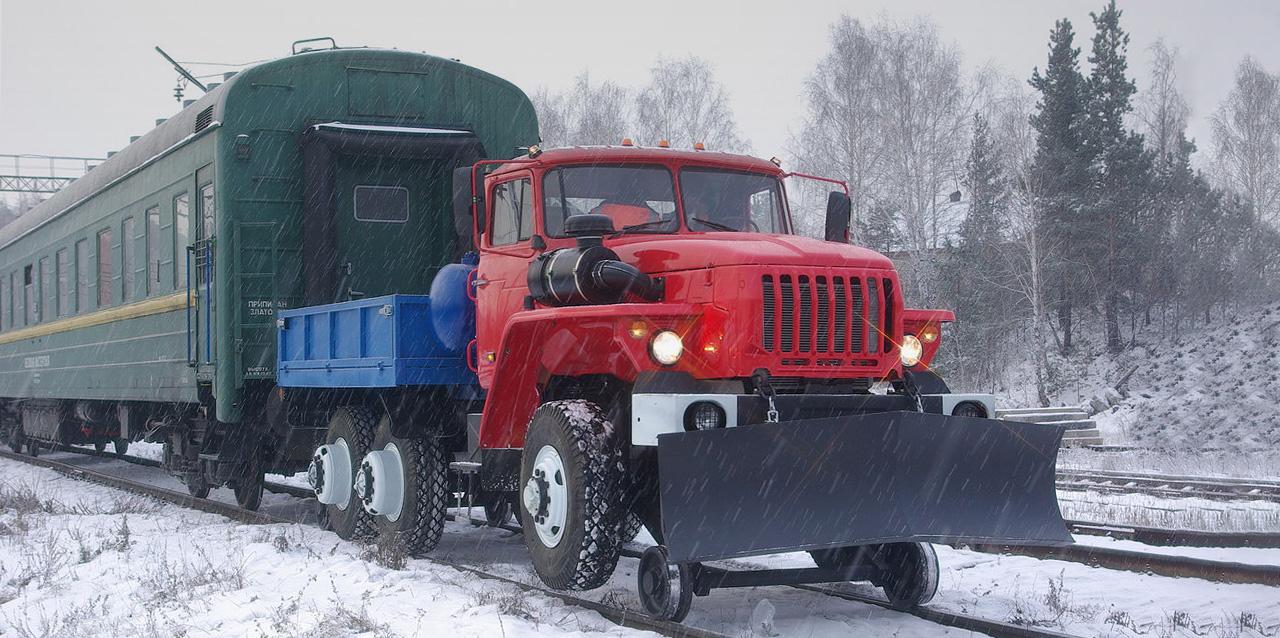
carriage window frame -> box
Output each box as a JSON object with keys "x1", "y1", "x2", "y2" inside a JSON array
[
  {"x1": 96, "y1": 228, "x2": 113, "y2": 308},
  {"x1": 353, "y1": 185, "x2": 410, "y2": 223}
]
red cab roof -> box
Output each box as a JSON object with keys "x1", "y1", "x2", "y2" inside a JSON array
[{"x1": 489, "y1": 145, "x2": 784, "y2": 177}]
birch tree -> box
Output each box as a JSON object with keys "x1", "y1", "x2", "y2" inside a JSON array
[
  {"x1": 636, "y1": 56, "x2": 747, "y2": 152},
  {"x1": 1211, "y1": 56, "x2": 1280, "y2": 226}
]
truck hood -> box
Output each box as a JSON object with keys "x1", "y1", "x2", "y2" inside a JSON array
[{"x1": 610, "y1": 232, "x2": 895, "y2": 275}]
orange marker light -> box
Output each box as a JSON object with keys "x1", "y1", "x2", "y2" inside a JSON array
[
  {"x1": 658, "y1": 139, "x2": 670, "y2": 148},
  {"x1": 693, "y1": 142, "x2": 706, "y2": 151},
  {"x1": 621, "y1": 138, "x2": 634, "y2": 146},
  {"x1": 920, "y1": 325, "x2": 940, "y2": 343},
  {"x1": 628, "y1": 321, "x2": 648, "y2": 339}
]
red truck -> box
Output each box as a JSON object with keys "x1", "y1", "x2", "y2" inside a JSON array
[{"x1": 282, "y1": 142, "x2": 1068, "y2": 622}]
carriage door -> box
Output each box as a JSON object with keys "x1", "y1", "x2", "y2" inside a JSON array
[
  {"x1": 194, "y1": 168, "x2": 216, "y2": 377},
  {"x1": 331, "y1": 156, "x2": 448, "y2": 298}
]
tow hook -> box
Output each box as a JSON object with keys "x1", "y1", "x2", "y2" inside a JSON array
[{"x1": 752, "y1": 369, "x2": 780, "y2": 423}]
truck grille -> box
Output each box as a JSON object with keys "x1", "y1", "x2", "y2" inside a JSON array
[{"x1": 760, "y1": 272, "x2": 894, "y2": 357}]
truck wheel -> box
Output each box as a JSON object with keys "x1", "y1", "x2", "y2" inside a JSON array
[
  {"x1": 484, "y1": 497, "x2": 515, "y2": 528},
  {"x1": 313, "y1": 406, "x2": 376, "y2": 541},
  {"x1": 113, "y1": 439, "x2": 130, "y2": 456},
  {"x1": 520, "y1": 400, "x2": 624, "y2": 591},
  {"x1": 620, "y1": 511, "x2": 645, "y2": 543},
  {"x1": 355, "y1": 414, "x2": 449, "y2": 556},
  {"x1": 875, "y1": 543, "x2": 939, "y2": 609},
  {"x1": 94, "y1": 441, "x2": 107, "y2": 453}
]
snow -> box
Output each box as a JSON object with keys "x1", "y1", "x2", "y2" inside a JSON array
[
  {"x1": 1001, "y1": 301, "x2": 1280, "y2": 455},
  {"x1": 4, "y1": 452, "x2": 1279, "y2": 637}
]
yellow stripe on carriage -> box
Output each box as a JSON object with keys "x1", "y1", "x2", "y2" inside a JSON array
[{"x1": 0, "y1": 292, "x2": 191, "y2": 346}]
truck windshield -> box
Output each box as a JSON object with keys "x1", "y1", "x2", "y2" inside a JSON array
[
  {"x1": 679, "y1": 168, "x2": 789, "y2": 234},
  {"x1": 543, "y1": 165, "x2": 678, "y2": 237}
]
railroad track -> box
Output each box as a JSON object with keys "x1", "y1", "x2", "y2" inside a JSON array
[
  {"x1": 3, "y1": 445, "x2": 1094, "y2": 638},
  {"x1": 1056, "y1": 468, "x2": 1280, "y2": 503}
]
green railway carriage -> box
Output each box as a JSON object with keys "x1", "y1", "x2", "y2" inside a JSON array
[{"x1": 0, "y1": 46, "x2": 539, "y2": 501}]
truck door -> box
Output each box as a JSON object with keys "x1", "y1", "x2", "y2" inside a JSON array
[{"x1": 475, "y1": 173, "x2": 536, "y2": 388}]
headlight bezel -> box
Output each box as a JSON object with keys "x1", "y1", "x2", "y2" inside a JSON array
[
  {"x1": 900, "y1": 333, "x2": 923, "y2": 368},
  {"x1": 649, "y1": 330, "x2": 684, "y2": 366}
]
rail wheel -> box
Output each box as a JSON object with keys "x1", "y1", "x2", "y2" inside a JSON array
[
  {"x1": 484, "y1": 496, "x2": 515, "y2": 528},
  {"x1": 353, "y1": 414, "x2": 449, "y2": 556},
  {"x1": 6, "y1": 423, "x2": 23, "y2": 453},
  {"x1": 232, "y1": 470, "x2": 265, "y2": 511},
  {"x1": 519, "y1": 400, "x2": 624, "y2": 591},
  {"x1": 310, "y1": 406, "x2": 376, "y2": 541},
  {"x1": 185, "y1": 473, "x2": 211, "y2": 499},
  {"x1": 25, "y1": 438, "x2": 40, "y2": 457},
  {"x1": 874, "y1": 543, "x2": 939, "y2": 609},
  {"x1": 637, "y1": 545, "x2": 692, "y2": 622}
]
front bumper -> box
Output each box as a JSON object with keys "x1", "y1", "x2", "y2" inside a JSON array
[{"x1": 632, "y1": 391, "x2": 996, "y2": 446}]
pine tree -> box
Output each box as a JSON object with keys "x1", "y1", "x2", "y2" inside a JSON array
[
  {"x1": 944, "y1": 113, "x2": 1013, "y2": 389},
  {"x1": 1029, "y1": 19, "x2": 1089, "y2": 354},
  {"x1": 1081, "y1": 0, "x2": 1150, "y2": 353}
]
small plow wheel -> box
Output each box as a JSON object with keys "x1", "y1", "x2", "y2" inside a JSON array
[
  {"x1": 637, "y1": 545, "x2": 692, "y2": 622},
  {"x1": 878, "y1": 542, "x2": 939, "y2": 609}
]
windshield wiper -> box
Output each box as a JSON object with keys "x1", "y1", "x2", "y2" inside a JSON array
[
  {"x1": 690, "y1": 217, "x2": 739, "y2": 232},
  {"x1": 619, "y1": 219, "x2": 672, "y2": 233}
]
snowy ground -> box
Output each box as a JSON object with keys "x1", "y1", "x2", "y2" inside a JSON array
[{"x1": 3, "y1": 453, "x2": 1279, "y2": 637}]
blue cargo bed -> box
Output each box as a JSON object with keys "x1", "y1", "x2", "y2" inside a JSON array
[{"x1": 276, "y1": 294, "x2": 473, "y2": 388}]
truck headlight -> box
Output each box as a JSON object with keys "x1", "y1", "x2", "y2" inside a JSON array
[
  {"x1": 900, "y1": 334, "x2": 923, "y2": 368},
  {"x1": 650, "y1": 330, "x2": 683, "y2": 366}
]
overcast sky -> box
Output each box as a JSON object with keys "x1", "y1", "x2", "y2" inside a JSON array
[{"x1": 3, "y1": 0, "x2": 1279, "y2": 170}]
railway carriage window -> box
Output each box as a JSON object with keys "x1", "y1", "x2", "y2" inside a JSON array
[
  {"x1": 97, "y1": 229, "x2": 114, "y2": 308},
  {"x1": 23, "y1": 265, "x2": 35, "y2": 325},
  {"x1": 121, "y1": 217, "x2": 136, "y2": 302},
  {"x1": 174, "y1": 193, "x2": 189, "y2": 288},
  {"x1": 199, "y1": 184, "x2": 214, "y2": 239},
  {"x1": 489, "y1": 178, "x2": 533, "y2": 246},
  {"x1": 0, "y1": 274, "x2": 8, "y2": 331},
  {"x1": 75, "y1": 239, "x2": 89, "y2": 313},
  {"x1": 56, "y1": 249, "x2": 70, "y2": 317},
  {"x1": 353, "y1": 185, "x2": 409, "y2": 223},
  {"x1": 146, "y1": 207, "x2": 160, "y2": 294}
]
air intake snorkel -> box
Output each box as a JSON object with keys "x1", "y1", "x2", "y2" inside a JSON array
[{"x1": 527, "y1": 214, "x2": 663, "y2": 306}]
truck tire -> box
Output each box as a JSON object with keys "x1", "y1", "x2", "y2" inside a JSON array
[
  {"x1": 620, "y1": 510, "x2": 645, "y2": 543},
  {"x1": 361, "y1": 414, "x2": 449, "y2": 556},
  {"x1": 520, "y1": 400, "x2": 624, "y2": 591},
  {"x1": 232, "y1": 470, "x2": 265, "y2": 511},
  {"x1": 320, "y1": 406, "x2": 377, "y2": 541}
]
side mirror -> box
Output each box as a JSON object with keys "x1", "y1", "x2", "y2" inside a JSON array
[
  {"x1": 452, "y1": 166, "x2": 485, "y2": 239},
  {"x1": 824, "y1": 191, "x2": 851, "y2": 243}
]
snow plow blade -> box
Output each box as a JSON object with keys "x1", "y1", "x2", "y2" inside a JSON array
[{"x1": 656, "y1": 411, "x2": 1071, "y2": 564}]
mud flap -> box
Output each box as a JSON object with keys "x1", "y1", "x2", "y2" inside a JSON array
[{"x1": 656, "y1": 411, "x2": 1071, "y2": 564}]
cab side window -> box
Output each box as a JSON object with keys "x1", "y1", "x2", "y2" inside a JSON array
[{"x1": 490, "y1": 178, "x2": 533, "y2": 246}]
